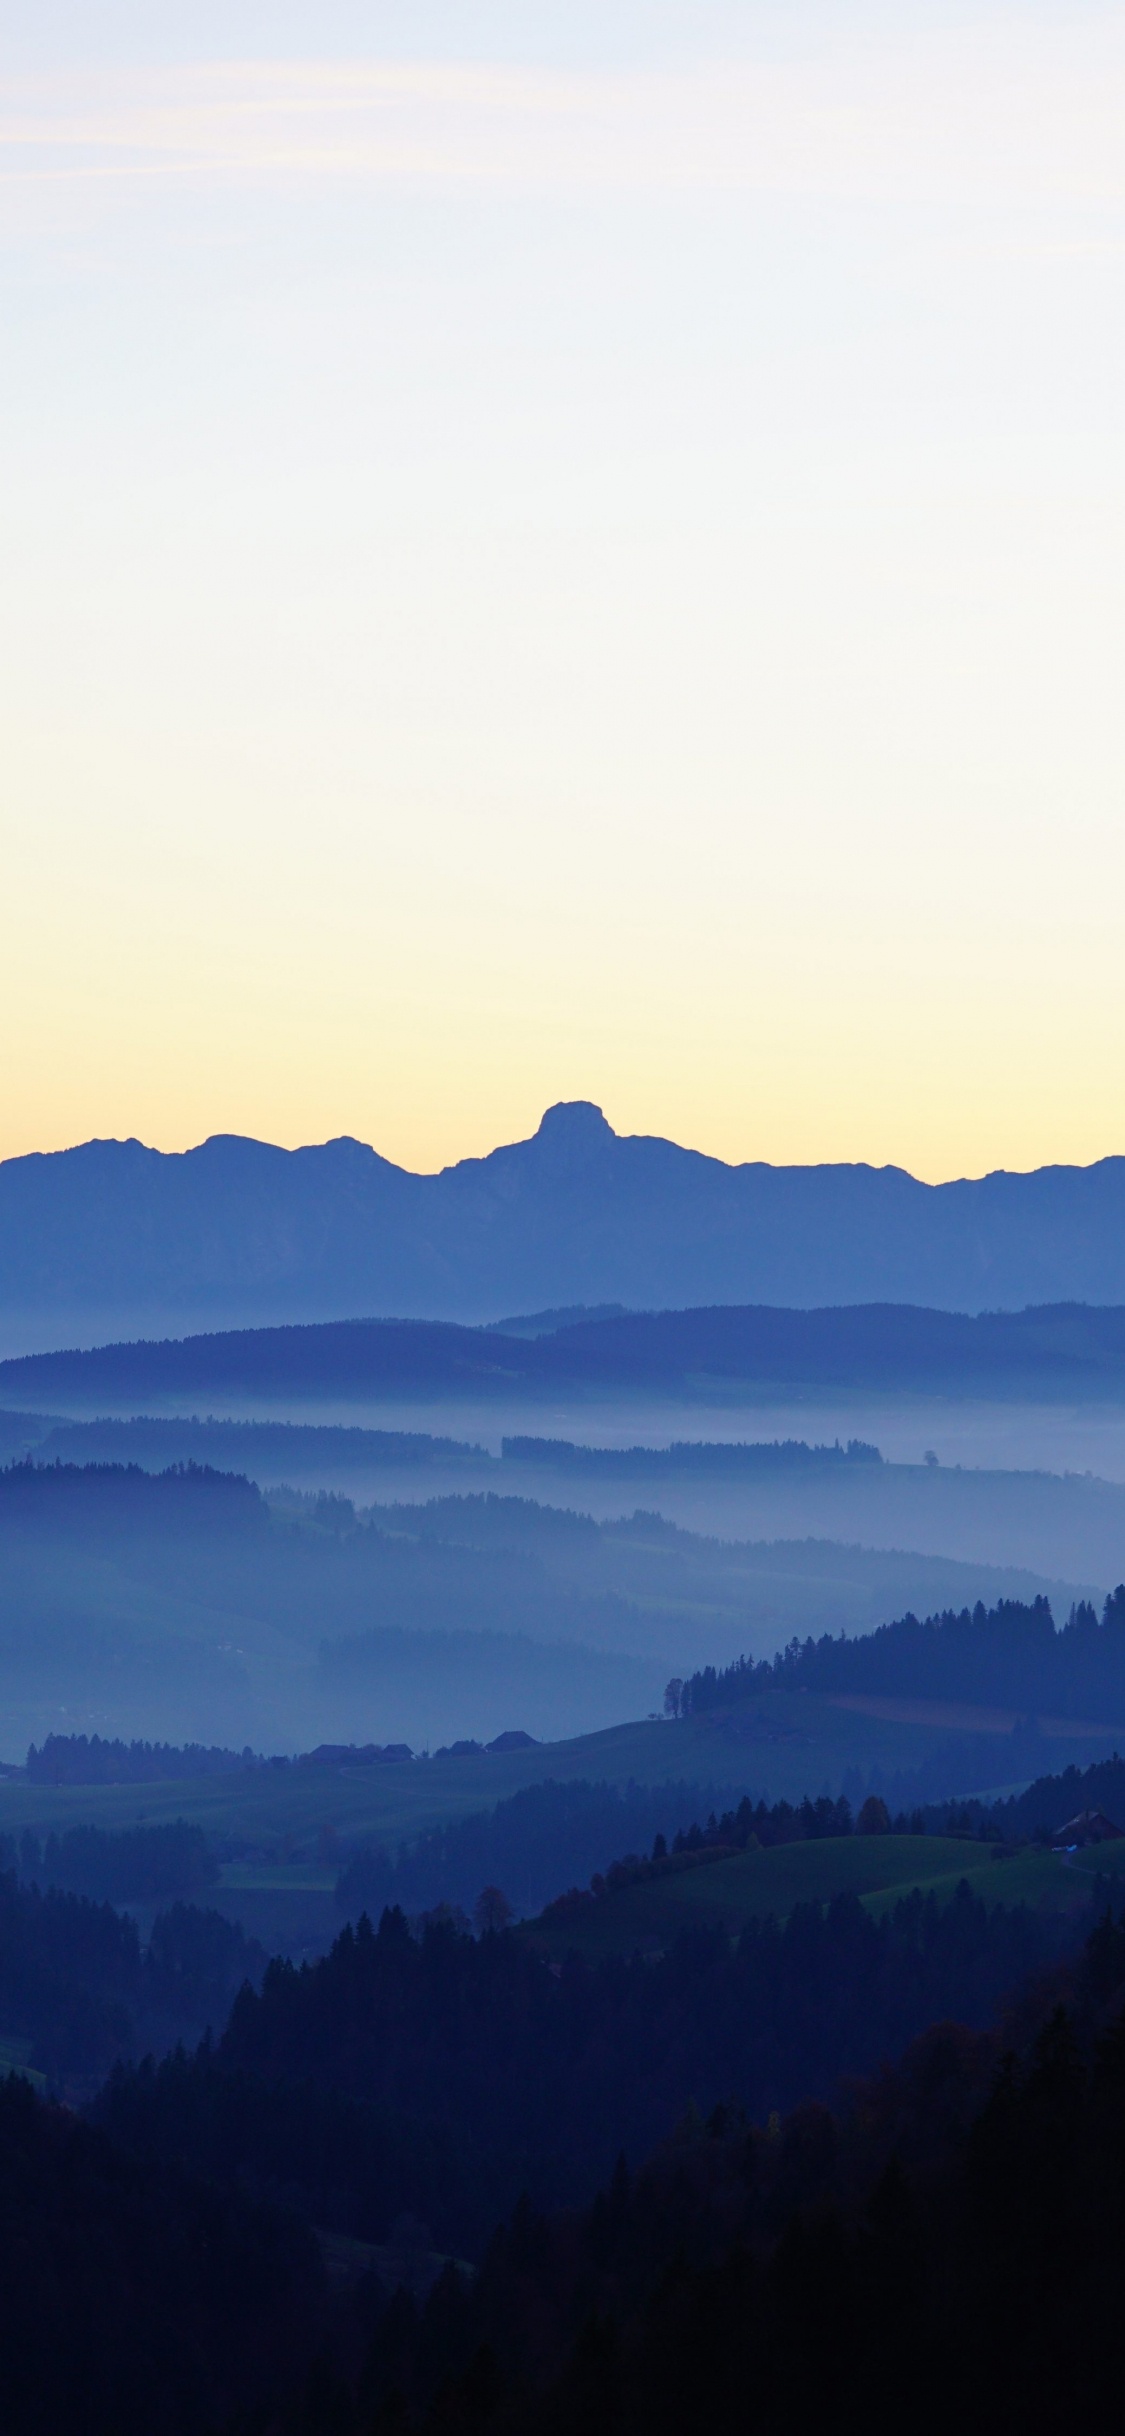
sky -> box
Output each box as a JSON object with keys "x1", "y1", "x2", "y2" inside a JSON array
[{"x1": 2, "y1": 0, "x2": 1124, "y2": 1184}]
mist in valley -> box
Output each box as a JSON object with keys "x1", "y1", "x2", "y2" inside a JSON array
[
  {"x1": 10, "y1": 1384, "x2": 1125, "y2": 1585},
  {"x1": 3, "y1": 1381, "x2": 1122, "y2": 1762}
]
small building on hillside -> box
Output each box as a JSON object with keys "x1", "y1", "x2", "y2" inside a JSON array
[{"x1": 1051, "y1": 1808, "x2": 1124, "y2": 1852}]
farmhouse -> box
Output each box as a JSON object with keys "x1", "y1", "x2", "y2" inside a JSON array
[{"x1": 1051, "y1": 1808, "x2": 1124, "y2": 1852}]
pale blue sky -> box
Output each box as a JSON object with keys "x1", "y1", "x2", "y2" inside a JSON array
[{"x1": 3, "y1": 2, "x2": 1124, "y2": 1177}]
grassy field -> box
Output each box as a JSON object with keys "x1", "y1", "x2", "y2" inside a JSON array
[
  {"x1": 0, "y1": 1685, "x2": 1115, "y2": 1859},
  {"x1": 0, "y1": 1688, "x2": 1114, "y2": 1965},
  {"x1": 860, "y1": 1844, "x2": 1085, "y2": 1920},
  {"x1": 863, "y1": 1836, "x2": 1125, "y2": 1920},
  {"x1": 524, "y1": 1833, "x2": 1016, "y2": 1960},
  {"x1": 214, "y1": 1835, "x2": 1100, "y2": 1961},
  {"x1": 1068, "y1": 1837, "x2": 1125, "y2": 1881},
  {"x1": 0, "y1": 1708, "x2": 888, "y2": 1848},
  {"x1": 217, "y1": 1862, "x2": 338, "y2": 1893},
  {"x1": 0, "y1": 1719, "x2": 732, "y2": 1851}
]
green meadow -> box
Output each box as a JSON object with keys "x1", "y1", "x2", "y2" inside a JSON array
[
  {"x1": 0, "y1": 1694, "x2": 1109, "y2": 1959},
  {"x1": 0, "y1": 1688, "x2": 1113, "y2": 1853},
  {"x1": 524, "y1": 1832, "x2": 1086, "y2": 1961}
]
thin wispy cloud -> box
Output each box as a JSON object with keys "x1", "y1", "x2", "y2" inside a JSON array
[{"x1": 2, "y1": 30, "x2": 1125, "y2": 211}]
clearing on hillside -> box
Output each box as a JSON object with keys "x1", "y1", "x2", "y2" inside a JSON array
[{"x1": 524, "y1": 1832, "x2": 1020, "y2": 1960}]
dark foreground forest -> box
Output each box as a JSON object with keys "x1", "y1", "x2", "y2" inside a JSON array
[
  {"x1": 9, "y1": 1700, "x2": 1125, "y2": 2427},
  {"x1": 94, "y1": 1881, "x2": 1061, "y2": 2249},
  {"x1": 5, "y1": 1898, "x2": 1125, "y2": 2434},
  {"x1": 257, "y1": 1927, "x2": 1125, "y2": 2436}
]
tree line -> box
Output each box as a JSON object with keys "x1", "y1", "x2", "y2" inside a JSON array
[
  {"x1": 682, "y1": 1589, "x2": 1125, "y2": 1719},
  {"x1": 25, "y1": 1734, "x2": 257, "y2": 1785},
  {"x1": 97, "y1": 1882, "x2": 1069, "y2": 2256},
  {"x1": 335, "y1": 1778, "x2": 749, "y2": 1924},
  {"x1": 247, "y1": 1908, "x2": 1125, "y2": 2435},
  {"x1": 22, "y1": 1897, "x2": 1120, "y2": 2435},
  {"x1": 0, "y1": 1868, "x2": 261, "y2": 2087}
]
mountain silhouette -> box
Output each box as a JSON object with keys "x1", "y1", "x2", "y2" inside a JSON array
[{"x1": 5, "y1": 1100, "x2": 1125, "y2": 1343}]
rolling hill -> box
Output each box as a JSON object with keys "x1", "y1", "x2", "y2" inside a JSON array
[
  {"x1": 10, "y1": 1297, "x2": 1125, "y2": 1409},
  {"x1": 526, "y1": 1833, "x2": 1096, "y2": 1961},
  {"x1": 0, "y1": 1457, "x2": 1096, "y2": 1759}
]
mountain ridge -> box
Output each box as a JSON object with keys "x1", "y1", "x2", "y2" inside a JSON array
[{"x1": 5, "y1": 1100, "x2": 1125, "y2": 1345}]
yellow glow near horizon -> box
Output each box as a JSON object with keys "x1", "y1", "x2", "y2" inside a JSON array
[{"x1": 3, "y1": 4, "x2": 1125, "y2": 1185}]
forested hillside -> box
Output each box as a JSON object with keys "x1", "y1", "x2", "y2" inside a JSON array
[
  {"x1": 0, "y1": 2078, "x2": 321, "y2": 2436},
  {"x1": 0, "y1": 1870, "x2": 260, "y2": 2085},
  {"x1": 0, "y1": 1459, "x2": 1081, "y2": 1758},
  {"x1": 97, "y1": 1886, "x2": 1065, "y2": 2253},
  {"x1": 14, "y1": 1294, "x2": 1125, "y2": 1402},
  {"x1": 685, "y1": 1588, "x2": 1125, "y2": 1719},
  {"x1": 234, "y1": 1917, "x2": 1125, "y2": 2435}
]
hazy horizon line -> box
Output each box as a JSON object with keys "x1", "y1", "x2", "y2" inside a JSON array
[{"x1": 5, "y1": 1100, "x2": 1125, "y2": 1193}]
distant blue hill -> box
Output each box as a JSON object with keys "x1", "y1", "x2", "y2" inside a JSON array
[
  {"x1": 6, "y1": 1299, "x2": 1125, "y2": 1404},
  {"x1": 6, "y1": 1098, "x2": 1125, "y2": 1343}
]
